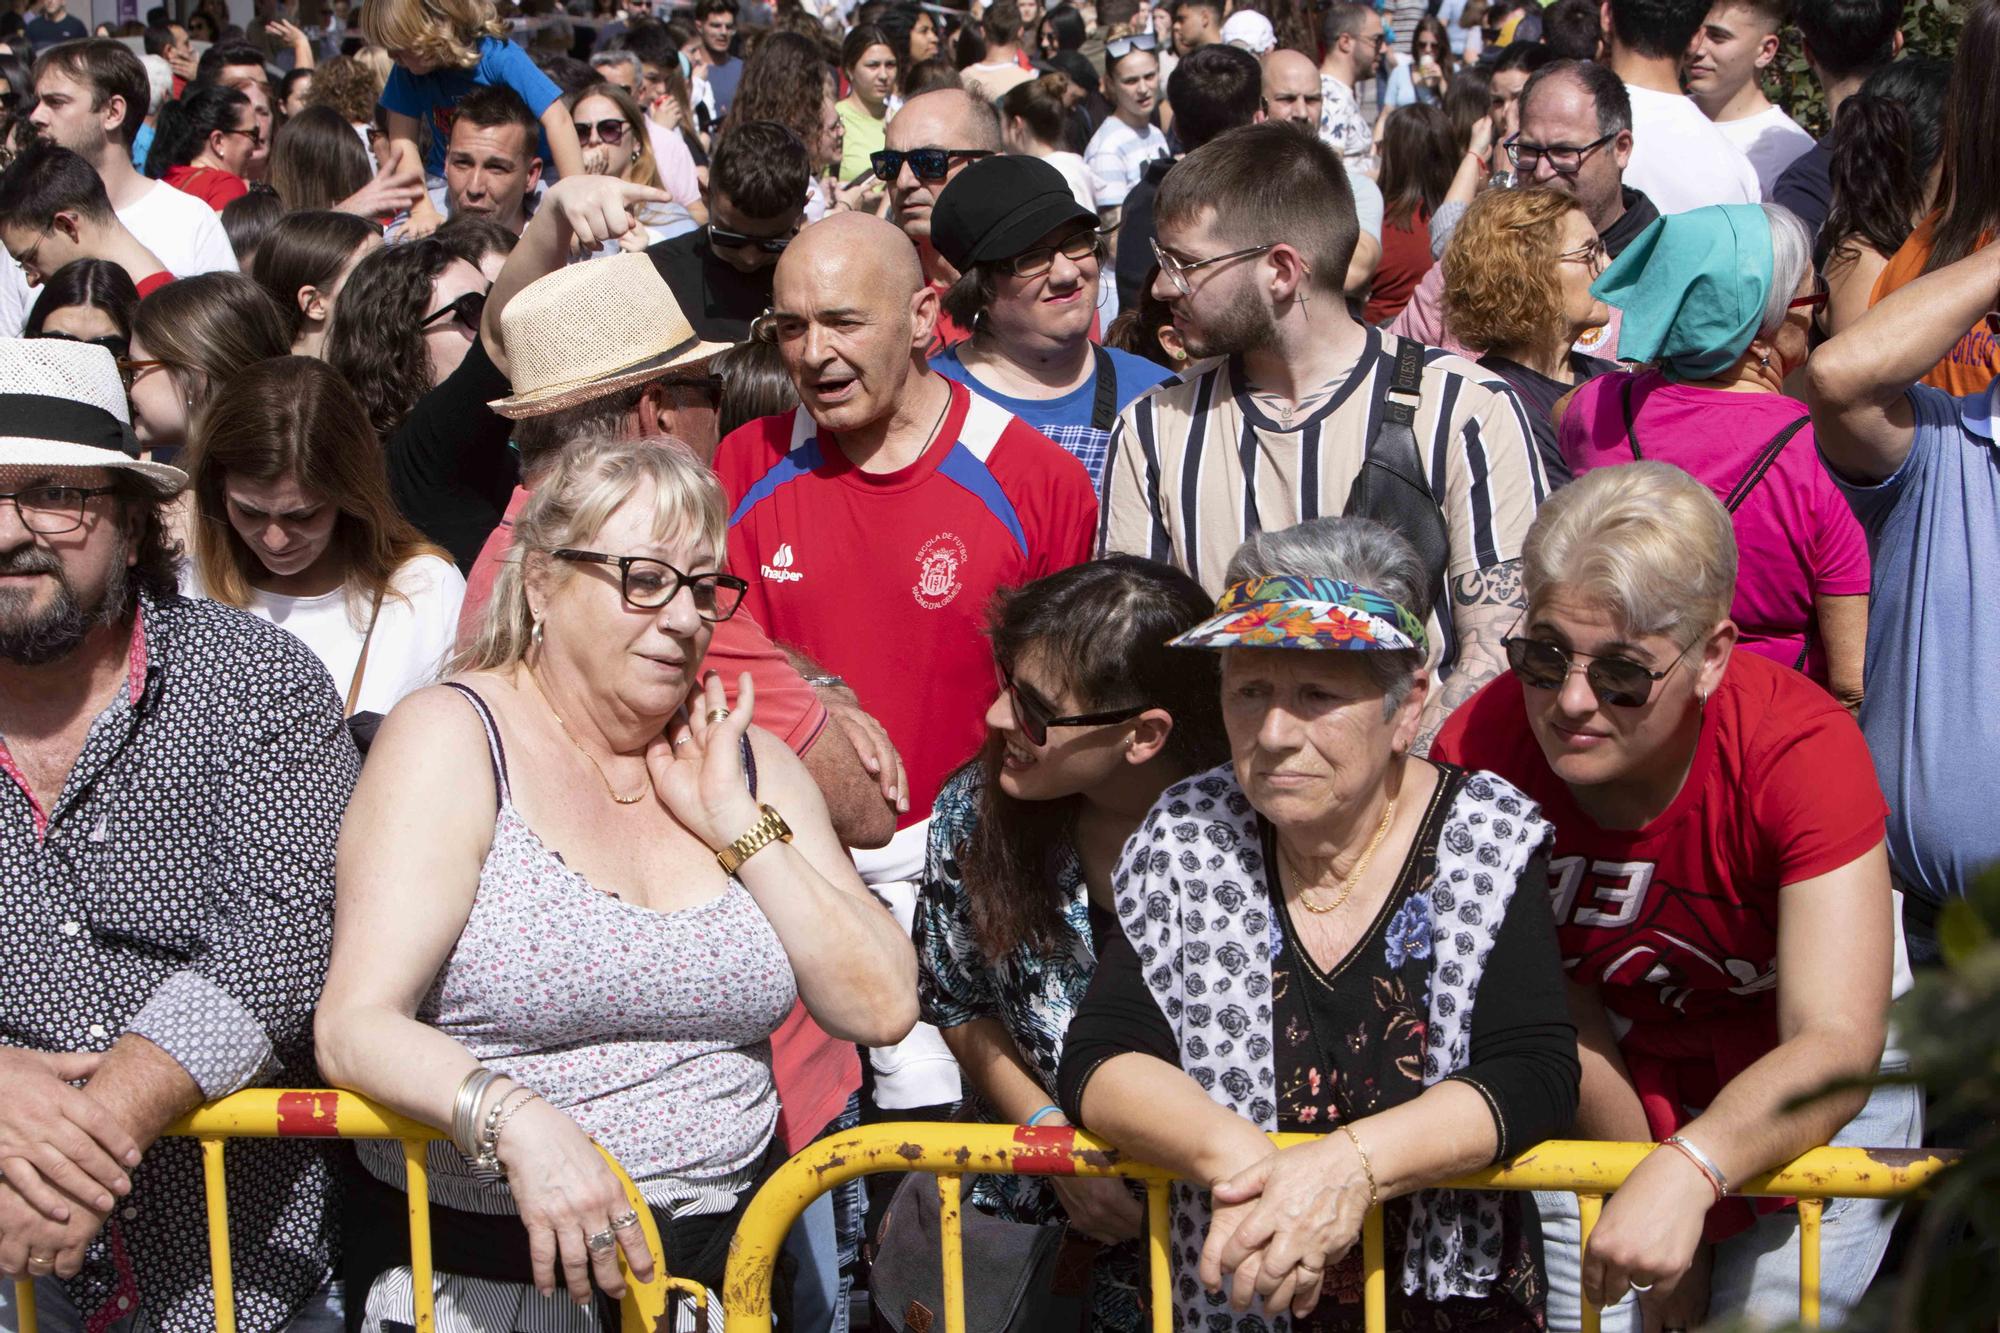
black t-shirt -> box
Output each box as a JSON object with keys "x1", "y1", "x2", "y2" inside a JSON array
[
  {"x1": 1773, "y1": 139, "x2": 1834, "y2": 258},
  {"x1": 1114, "y1": 156, "x2": 1176, "y2": 313},
  {"x1": 1599, "y1": 187, "x2": 1661, "y2": 259},
  {"x1": 1478, "y1": 351, "x2": 1619, "y2": 488},
  {"x1": 645, "y1": 229, "x2": 776, "y2": 343},
  {"x1": 25, "y1": 12, "x2": 86, "y2": 45},
  {"x1": 387, "y1": 335, "x2": 519, "y2": 572}
]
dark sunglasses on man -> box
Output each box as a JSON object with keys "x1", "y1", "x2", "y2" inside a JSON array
[
  {"x1": 868, "y1": 147, "x2": 995, "y2": 183},
  {"x1": 32, "y1": 329, "x2": 129, "y2": 359},
  {"x1": 421, "y1": 289, "x2": 486, "y2": 335},
  {"x1": 1001, "y1": 665, "x2": 1149, "y2": 747},
  {"x1": 1501, "y1": 635, "x2": 1694, "y2": 709},
  {"x1": 709, "y1": 226, "x2": 791, "y2": 254}
]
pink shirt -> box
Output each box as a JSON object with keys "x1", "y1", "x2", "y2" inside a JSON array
[{"x1": 1558, "y1": 370, "x2": 1870, "y2": 683}]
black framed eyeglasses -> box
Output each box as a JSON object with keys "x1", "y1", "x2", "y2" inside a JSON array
[
  {"x1": 1150, "y1": 237, "x2": 1278, "y2": 296},
  {"x1": 1505, "y1": 132, "x2": 1616, "y2": 175},
  {"x1": 551, "y1": 548, "x2": 748, "y2": 620},
  {"x1": 1502, "y1": 635, "x2": 1693, "y2": 709},
  {"x1": 0, "y1": 484, "x2": 118, "y2": 536},
  {"x1": 1001, "y1": 665, "x2": 1148, "y2": 747},
  {"x1": 32, "y1": 329, "x2": 130, "y2": 359},
  {"x1": 421, "y1": 289, "x2": 486, "y2": 334},
  {"x1": 1104, "y1": 30, "x2": 1158, "y2": 59},
  {"x1": 868, "y1": 147, "x2": 995, "y2": 183},
  {"x1": 573, "y1": 117, "x2": 629, "y2": 146},
  {"x1": 708, "y1": 225, "x2": 792, "y2": 254},
  {"x1": 1005, "y1": 227, "x2": 1103, "y2": 279}
]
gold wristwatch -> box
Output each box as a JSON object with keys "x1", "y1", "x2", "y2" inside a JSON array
[{"x1": 716, "y1": 804, "x2": 793, "y2": 874}]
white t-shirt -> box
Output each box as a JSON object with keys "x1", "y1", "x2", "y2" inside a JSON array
[
  {"x1": 184, "y1": 554, "x2": 467, "y2": 716},
  {"x1": 0, "y1": 251, "x2": 30, "y2": 337},
  {"x1": 117, "y1": 179, "x2": 238, "y2": 277},
  {"x1": 1084, "y1": 116, "x2": 1170, "y2": 209},
  {"x1": 1042, "y1": 150, "x2": 1098, "y2": 213},
  {"x1": 1622, "y1": 84, "x2": 1760, "y2": 215},
  {"x1": 961, "y1": 60, "x2": 1035, "y2": 103},
  {"x1": 1714, "y1": 103, "x2": 1817, "y2": 200}
]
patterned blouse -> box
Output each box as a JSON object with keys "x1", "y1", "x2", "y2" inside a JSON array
[
  {"x1": 0, "y1": 591, "x2": 360, "y2": 1333},
  {"x1": 913, "y1": 765, "x2": 1144, "y2": 1331}
]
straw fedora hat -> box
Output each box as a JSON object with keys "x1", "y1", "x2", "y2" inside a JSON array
[
  {"x1": 488, "y1": 251, "x2": 734, "y2": 419},
  {"x1": 0, "y1": 339, "x2": 186, "y2": 494}
]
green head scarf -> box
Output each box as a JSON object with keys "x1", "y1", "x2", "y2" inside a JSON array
[{"x1": 1590, "y1": 204, "x2": 1774, "y2": 381}]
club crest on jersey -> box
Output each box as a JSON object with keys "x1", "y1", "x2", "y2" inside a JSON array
[{"x1": 913, "y1": 532, "x2": 968, "y2": 609}]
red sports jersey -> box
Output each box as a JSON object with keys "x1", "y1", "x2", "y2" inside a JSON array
[
  {"x1": 1432, "y1": 651, "x2": 1887, "y2": 1173},
  {"x1": 714, "y1": 380, "x2": 1098, "y2": 824}
]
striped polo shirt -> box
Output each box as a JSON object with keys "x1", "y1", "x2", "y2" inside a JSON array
[{"x1": 1098, "y1": 327, "x2": 1549, "y2": 668}]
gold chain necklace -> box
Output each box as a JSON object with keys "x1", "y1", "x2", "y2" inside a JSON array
[
  {"x1": 527, "y1": 667, "x2": 647, "y2": 805},
  {"x1": 1294, "y1": 795, "x2": 1398, "y2": 915}
]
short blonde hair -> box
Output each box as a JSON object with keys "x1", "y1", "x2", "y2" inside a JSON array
[
  {"x1": 1523, "y1": 461, "x2": 1737, "y2": 648},
  {"x1": 455, "y1": 434, "x2": 730, "y2": 673},
  {"x1": 359, "y1": 0, "x2": 505, "y2": 70},
  {"x1": 1441, "y1": 186, "x2": 1582, "y2": 354}
]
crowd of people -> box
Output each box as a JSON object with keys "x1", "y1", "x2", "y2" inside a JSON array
[{"x1": 0, "y1": 0, "x2": 1993, "y2": 1326}]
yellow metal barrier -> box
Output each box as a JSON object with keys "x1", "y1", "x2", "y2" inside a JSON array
[
  {"x1": 10, "y1": 1089, "x2": 707, "y2": 1333},
  {"x1": 720, "y1": 1123, "x2": 1960, "y2": 1333}
]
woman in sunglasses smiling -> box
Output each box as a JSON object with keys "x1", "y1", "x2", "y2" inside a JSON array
[
  {"x1": 913, "y1": 556, "x2": 1226, "y2": 1331},
  {"x1": 1433, "y1": 462, "x2": 1915, "y2": 1333}
]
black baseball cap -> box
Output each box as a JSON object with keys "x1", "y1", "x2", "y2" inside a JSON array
[{"x1": 930, "y1": 155, "x2": 1097, "y2": 273}]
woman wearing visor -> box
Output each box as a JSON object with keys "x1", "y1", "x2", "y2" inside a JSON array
[{"x1": 1433, "y1": 461, "x2": 1917, "y2": 1333}]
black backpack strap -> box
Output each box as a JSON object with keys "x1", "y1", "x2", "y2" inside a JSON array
[
  {"x1": 1344, "y1": 335, "x2": 1449, "y2": 609},
  {"x1": 1089, "y1": 344, "x2": 1119, "y2": 434},
  {"x1": 1621, "y1": 375, "x2": 1643, "y2": 460},
  {"x1": 1722, "y1": 415, "x2": 1811, "y2": 513}
]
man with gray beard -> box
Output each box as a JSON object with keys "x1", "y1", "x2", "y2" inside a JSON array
[{"x1": 0, "y1": 341, "x2": 355, "y2": 1333}]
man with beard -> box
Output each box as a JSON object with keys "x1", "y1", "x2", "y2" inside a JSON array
[
  {"x1": 1099, "y1": 121, "x2": 1547, "y2": 751},
  {"x1": 0, "y1": 341, "x2": 356, "y2": 1333}
]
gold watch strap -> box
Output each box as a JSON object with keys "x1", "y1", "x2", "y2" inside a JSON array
[{"x1": 716, "y1": 804, "x2": 793, "y2": 874}]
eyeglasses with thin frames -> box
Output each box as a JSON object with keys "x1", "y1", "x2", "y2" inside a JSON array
[
  {"x1": 550, "y1": 548, "x2": 749, "y2": 621},
  {"x1": 1501, "y1": 634, "x2": 1696, "y2": 708},
  {"x1": 0, "y1": 484, "x2": 118, "y2": 536},
  {"x1": 1557, "y1": 237, "x2": 1607, "y2": 271},
  {"x1": 1150, "y1": 237, "x2": 1278, "y2": 296}
]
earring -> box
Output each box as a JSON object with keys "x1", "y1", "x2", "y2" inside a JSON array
[
  {"x1": 1697, "y1": 687, "x2": 1708, "y2": 711},
  {"x1": 531, "y1": 616, "x2": 544, "y2": 648}
]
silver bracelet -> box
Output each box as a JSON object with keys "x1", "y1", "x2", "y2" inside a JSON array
[
  {"x1": 1662, "y1": 1133, "x2": 1730, "y2": 1197},
  {"x1": 802, "y1": 673, "x2": 845, "y2": 689},
  {"x1": 451, "y1": 1068, "x2": 504, "y2": 1160},
  {"x1": 472, "y1": 1086, "x2": 538, "y2": 1182}
]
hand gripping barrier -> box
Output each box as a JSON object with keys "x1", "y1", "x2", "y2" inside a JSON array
[
  {"x1": 718, "y1": 1124, "x2": 1959, "y2": 1333},
  {"x1": 9, "y1": 1089, "x2": 707, "y2": 1333}
]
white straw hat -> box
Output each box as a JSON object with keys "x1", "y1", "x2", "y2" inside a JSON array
[
  {"x1": 0, "y1": 339, "x2": 186, "y2": 493},
  {"x1": 487, "y1": 252, "x2": 735, "y2": 419}
]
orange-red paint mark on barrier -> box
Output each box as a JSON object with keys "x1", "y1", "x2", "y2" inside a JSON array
[
  {"x1": 1010, "y1": 1125, "x2": 1078, "y2": 1176},
  {"x1": 275, "y1": 1090, "x2": 342, "y2": 1136}
]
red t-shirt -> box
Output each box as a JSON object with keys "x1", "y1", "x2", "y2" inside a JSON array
[
  {"x1": 163, "y1": 163, "x2": 249, "y2": 212},
  {"x1": 1431, "y1": 651, "x2": 1886, "y2": 1178},
  {"x1": 134, "y1": 271, "x2": 175, "y2": 298},
  {"x1": 713, "y1": 380, "x2": 1099, "y2": 824}
]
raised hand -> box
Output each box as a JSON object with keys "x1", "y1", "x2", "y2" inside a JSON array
[{"x1": 644, "y1": 671, "x2": 763, "y2": 854}]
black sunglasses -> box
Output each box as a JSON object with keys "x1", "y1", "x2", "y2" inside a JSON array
[
  {"x1": 551, "y1": 548, "x2": 748, "y2": 621},
  {"x1": 573, "y1": 117, "x2": 629, "y2": 146},
  {"x1": 32, "y1": 329, "x2": 129, "y2": 359},
  {"x1": 868, "y1": 147, "x2": 995, "y2": 183},
  {"x1": 421, "y1": 289, "x2": 486, "y2": 334},
  {"x1": 708, "y1": 225, "x2": 791, "y2": 254},
  {"x1": 1001, "y1": 665, "x2": 1148, "y2": 747},
  {"x1": 1502, "y1": 635, "x2": 1692, "y2": 709}
]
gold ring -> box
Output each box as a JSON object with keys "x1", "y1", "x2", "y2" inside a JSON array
[
  {"x1": 705, "y1": 707, "x2": 730, "y2": 725},
  {"x1": 26, "y1": 1255, "x2": 53, "y2": 1270}
]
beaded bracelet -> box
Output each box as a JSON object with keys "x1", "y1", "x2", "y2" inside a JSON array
[{"x1": 471, "y1": 1086, "x2": 539, "y2": 1182}]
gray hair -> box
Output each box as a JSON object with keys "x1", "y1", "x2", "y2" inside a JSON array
[
  {"x1": 590, "y1": 50, "x2": 643, "y2": 83},
  {"x1": 1757, "y1": 203, "x2": 1813, "y2": 341},
  {"x1": 1222, "y1": 516, "x2": 1431, "y2": 716}
]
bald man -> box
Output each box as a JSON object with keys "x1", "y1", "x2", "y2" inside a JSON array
[
  {"x1": 711, "y1": 210, "x2": 1097, "y2": 1131},
  {"x1": 1262, "y1": 49, "x2": 1384, "y2": 297},
  {"x1": 881, "y1": 88, "x2": 1004, "y2": 345}
]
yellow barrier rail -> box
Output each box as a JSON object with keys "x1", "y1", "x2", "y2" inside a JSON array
[
  {"x1": 9, "y1": 1089, "x2": 707, "y2": 1333},
  {"x1": 720, "y1": 1123, "x2": 1960, "y2": 1333}
]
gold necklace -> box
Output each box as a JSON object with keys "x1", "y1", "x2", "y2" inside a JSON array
[
  {"x1": 1294, "y1": 795, "x2": 1398, "y2": 915},
  {"x1": 527, "y1": 667, "x2": 647, "y2": 805}
]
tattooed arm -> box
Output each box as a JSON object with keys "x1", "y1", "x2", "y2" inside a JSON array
[{"x1": 1413, "y1": 558, "x2": 1524, "y2": 756}]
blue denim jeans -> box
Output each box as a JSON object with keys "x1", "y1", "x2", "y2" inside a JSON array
[
  {"x1": 1538, "y1": 1072, "x2": 1924, "y2": 1331},
  {"x1": 0, "y1": 1276, "x2": 343, "y2": 1333}
]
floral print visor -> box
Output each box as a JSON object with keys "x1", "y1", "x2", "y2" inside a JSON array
[{"x1": 1168, "y1": 575, "x2": 1429, "y2": 653}]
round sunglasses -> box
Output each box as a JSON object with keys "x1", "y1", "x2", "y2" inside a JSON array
[{"x1": 1502, "y1": 635, "x2": 1693, "y2": 709}]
